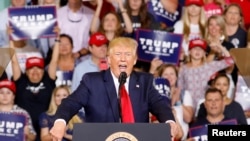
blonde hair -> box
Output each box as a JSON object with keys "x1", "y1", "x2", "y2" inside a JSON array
[
  {"x1": 205, "y1": 15, "x2": 228, "y2": 42},
  {"x1": 46, "y1": 85, "x2": 71, "y2": 115},
  {"x1": 107, "y1": 37, "x2": 138, "y2": 57},
  {"x1": 47, "y1": 85, "x2": 82, "y2": 130},
  {"x1": 182, "y1": 5, "x2": 206, "y2": 42}
]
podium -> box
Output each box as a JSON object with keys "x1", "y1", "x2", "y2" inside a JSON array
[{"x1": 73, "y1": 123, "x2": 171, "y2": 141}]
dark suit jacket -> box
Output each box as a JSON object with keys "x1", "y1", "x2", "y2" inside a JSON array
[{"x1": 55, "y1": 69, "x2": 174, "y2": 123}]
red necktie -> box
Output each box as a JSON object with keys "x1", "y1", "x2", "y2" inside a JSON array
[{"x1": 120, "y1": 85, "x2": 134, "y2": 123}]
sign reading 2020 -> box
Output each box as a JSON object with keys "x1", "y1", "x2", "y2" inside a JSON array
[
  {"x1": 136, "y1": 29, "x2": 183, "y2": 65},
  {"x1": 8, "y1": 6, "x2": 57, "y2": 40}
]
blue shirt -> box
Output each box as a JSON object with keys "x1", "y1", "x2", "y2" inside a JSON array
[{"x1": 71, "y1": 57, "x2": 99, "y2": 91}]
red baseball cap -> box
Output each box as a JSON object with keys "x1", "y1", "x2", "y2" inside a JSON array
[
  {"x1": 0, "y1": 79, "x2": 16, "y2": 94},
  {"x1": 185, "y1": 0, "x2": 204, "y2": 6},
  {"x1": 89, "y1": 32, "x2": 108, "y2": 47},
  {"x1": 189, "y1": 39, "x2": 207, "y2": 51},
  {"x1": 26, "y1": 57, "x2": 44, "y2": 70}
]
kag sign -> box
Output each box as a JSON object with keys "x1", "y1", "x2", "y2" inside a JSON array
[{"x1": 8, "y1": 6, "x2": 57, "y2": 40}]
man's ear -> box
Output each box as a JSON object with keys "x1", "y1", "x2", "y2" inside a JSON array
[
  {"x1": 88, "y1": 46, "x2": 92, "y2": 52},
  {"x1": 107, "y1": 56, "x2": 111, "y2": 65},
  {"x1": 134, "y1": 57, "x2": 137, "y2": 65}
]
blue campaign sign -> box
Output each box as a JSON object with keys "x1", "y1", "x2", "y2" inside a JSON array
[
  {"x1": 0, "y1": 112, "x2": 26, "y2": 140},
  {"x1": 189, "y1": 119, "x2": 237, "y2": 141},
  {"x1": 8, "y1": 5, "x2": 57, "y2": 40},
  {"x1": 153, "y1": 77, "x2": 171, "y2": 98},
  {"x1": 136, "y1": 29, "x2": 183, "y2": 64},
  {"x1": 147, "y1": 0, "x2": 184, "y2": 27},
  {"x1": 189, "y1": 125, "x2": 208, "y2": 141}
]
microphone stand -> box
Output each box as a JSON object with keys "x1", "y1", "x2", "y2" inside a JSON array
[{"x1": 118, "y1": 72, "x2": 127, "y2": 123}]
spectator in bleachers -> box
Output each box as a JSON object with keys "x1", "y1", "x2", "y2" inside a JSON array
[
  {"x1": 39, "y1": 85, "x2": 82, "y2": 141},
  {"x1": 124, "y1": 0, "x2": 160, "y2": 30},
  {"x1": 154, "y1": 64, "x2": 194, "y2": 141},
  {"x1": 83, "y1": 0, "x2": 115, "y2": 20},
  {"x1": 224, "y1": 3, "x2": 247, "y2": 48},
  {"x1": 71, "y1": 32, "x2": 108, "y2": 91},
  {"x1": 90, "y1": 0, "x2": 133, "y2": 41},
  {"x1": 173, "y1": 0, "x2": 206, "y2": 63},
  {"x1": 177, "y1": 39, "x2": 234, "y2": 112},
  {"x1": 230, "y1": 0, "x2": 250, "y2": 30},
  {"x1": 49, "y1": 33, "x2": 78, "y2": 87},
  {"x1": 0, "y1": 79, "x2": 37, "y2": 141},
  {"x1": 0, "y1": 0, "x2": 26, "y2": 47},
  {"x1": 196, "y1": 73, "x2": 247, "y2": 125},
  {"x1": 57, "y1": 0, "x2": 94, "y2": 61},
  {"x1": 5, "y1": 27, "x2": 42, "y2": 79},
  {"x1": 10, "y1": 39, "x2": 57, "y2": 140},
  {"x1": 186, "y1": 87, "x2": 239, "y2": 141},
  {"x1": 205, "y1": 15, "x2": 236, "y2": 98}
]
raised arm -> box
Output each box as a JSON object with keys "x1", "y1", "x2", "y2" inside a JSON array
[
  {"x1": 47, "y1": 27, "x2": 60, "y2": 80},
  {"x1": 90, "y1": 0, "x2": 102, "y2": 34},
  {"x1": 117, "y1": 0, "x2": 133, "y2": 33},
  {"x1": 8, "y1": 27, "x2": 21, "y2": 81}
]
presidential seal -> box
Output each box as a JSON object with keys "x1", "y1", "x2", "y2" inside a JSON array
[{"x1": 105, "y1": 132, "x2": 138, "y2": 141}]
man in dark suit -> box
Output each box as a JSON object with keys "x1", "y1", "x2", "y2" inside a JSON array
[{"x1": 50, "y1": 37, "x2": 178, "y2": 140}]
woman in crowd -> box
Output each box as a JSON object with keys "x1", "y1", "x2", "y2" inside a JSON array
[
  {"x1": 49, "y1": 34, "x2": 78, "y2": 87},
  {"x1": 196, "y1": 73, "x2": 247, "y2": 125},
  {"x1": 156, "y1": 64, "x2": 194, "y2": 141},
  {"x1": 205, "y1": 15, "x2": 236, "y2": 98},
  {"x1": 90, "y1": 0, "x2": 133, "y2": 41},
  {"x1": 39, "y1": 85, "x2": 83, "y2": 141},
  {"x1": 177, "y1": 38, "x2": 234, "y2": 112},
  {"x1": 173, "y1": 0, "x2": 206, "y2": 62},
  {"x1": 124, "y1": 0, "x2": 160, "y2": 30},
  {"x1": 224, "y1": 3, "x2": 247, "y2": 48}
]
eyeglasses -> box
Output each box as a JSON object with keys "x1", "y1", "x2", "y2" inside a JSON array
[{"x1": 67, "y1": 7, "x2": 84, "y2": 23}]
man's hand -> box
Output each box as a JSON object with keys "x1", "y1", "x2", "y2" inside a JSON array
[
  {"x1": 49, "y1": 120, "x2": 67, "y2": 141},
  {"x1": 168, "y1": 121, "x2": 178, "y2": 141}
]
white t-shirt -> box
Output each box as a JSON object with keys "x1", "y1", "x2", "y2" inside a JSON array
[
  {"x1": 174, "y1": 20, "x2": 201, "y2": 55},
  {"x1": 174, "y1": 90, "x2": 193, "y2": 141}
]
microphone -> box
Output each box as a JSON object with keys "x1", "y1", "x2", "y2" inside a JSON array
[
  {"x1": 118, "y1": 72, "x2": 127, "y2": 122},
  {"x1": 118, "y1": 72, "x2": 127, "y2": 85}
]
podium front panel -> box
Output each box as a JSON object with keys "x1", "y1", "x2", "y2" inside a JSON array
[{"x1": 73, "y1": 123, "x2": 171, "y2": 141}]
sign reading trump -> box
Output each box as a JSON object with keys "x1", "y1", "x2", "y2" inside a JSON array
[
  {"x1": 0, "y1": 112, "x2": 26, "y2": 140},
  {"x1": 136, "y1": 29, "x2": 182, "y2": 64},
  {"x1": 8, "y1": 6, "x2": 57, "y2": 40}
]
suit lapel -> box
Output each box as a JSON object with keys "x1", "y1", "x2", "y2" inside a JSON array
[
  {"x1": 128, "y1": 72, "x2": 140, "y2": 121},
  {"x1": 103, "y1": 69, "x2": 120, "y2": 122}
]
